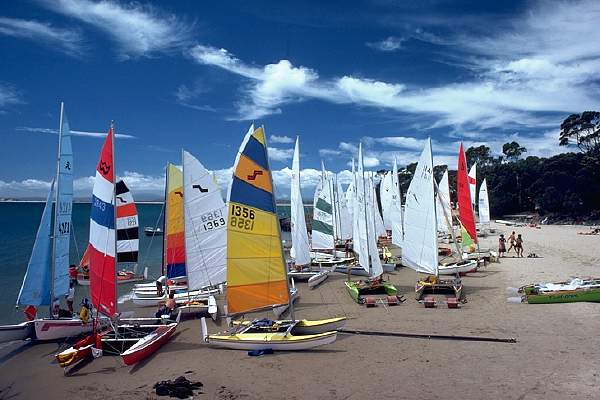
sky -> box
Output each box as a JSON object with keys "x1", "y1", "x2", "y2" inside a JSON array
[{"x1": 1, "y1": 0, "x2": 598, "y2": 200}]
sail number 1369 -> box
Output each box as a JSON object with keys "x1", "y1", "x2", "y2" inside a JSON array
[{"x1": 230, "y1": 204, "x2": 255, "y2": 231}]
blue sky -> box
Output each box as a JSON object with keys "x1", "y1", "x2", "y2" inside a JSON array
[{"x1": 1, "y1": 0, "x2": 598, "y2": 199}]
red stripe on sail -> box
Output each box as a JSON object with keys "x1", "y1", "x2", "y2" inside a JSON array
[
  {"x1": 457, "y1": 143, "x2": 477, "y2": 244},
  {"x1": 96, "y1": 128, "x2": 114, "y2": 182},
  {"x1": 89, "y1": 245, "x2": 116, "y2": 317},
  {"x1": 116, "y1": 203, "x2": 137, "y2": 217},
  {"x1": 467, "y1": 176, "x2": 476, "y2": 185}
]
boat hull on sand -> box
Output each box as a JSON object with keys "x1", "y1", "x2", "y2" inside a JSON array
[
  {"x1": 344, "y1": 280, "x2": 398, "y2": 303},
  {"x1": 34, "y1": 317, "x2": 97, "y2": 341},
  {"x1": 308, "y1": 270, "x2": 329, "y2": 289},
  {"x1": 520, "y1": 278, "x2": 600, "y2": 304},
  {"x1": 438, "y1": 260, "x2": 478, "y2": 276},
  {"x1": 208, "y1": 331, "x2": 337, "y2": 351},
  {"x1": 78, "y1": 271, "x2": 144, "y2": 286},
  {"x1": 415, "y1": 276, "x2": 463, "y2": 300},
  {"x1": 232, "y1": 317, "x2": 346, "y2": 335},
  {"x1": 132, "y1": 288, "x2": 219, "y2": 307},
  {"x1": 0, "y1": 321, "x2": 33, "y2": 343},
  {"x1": 334, "y1": 265, "x2": 370, "y2": 276}
]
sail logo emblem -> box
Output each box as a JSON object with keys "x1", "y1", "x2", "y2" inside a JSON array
[
  {"x1": 65, "y1": 161, "x2": 71, "y2": 170},
  {"x1": 116, "y1": 196, "x2": 126, "y2": 203},
  {"x1": 247, "y1": 170, "x2": 263, "y2": 180},
  {"x1": 175, "y1": 191, "x2": 183, "y2": 197},
  {"x1": 99, "y1": 160, "x2": 111, "y2": 176},
  {"x1": 193, "y1": 184, "x2": 208, "y2": 193}
]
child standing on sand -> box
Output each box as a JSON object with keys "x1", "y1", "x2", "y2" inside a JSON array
[
  {"x1": 515, "y1": 234, "x2": 524, "y2": 257},
  {"x1": 507, "y1": 231, "x2": 516, "y2": 254},
  {"x1": 498, "y1": 234, "x2": 506, "y2": 257}
]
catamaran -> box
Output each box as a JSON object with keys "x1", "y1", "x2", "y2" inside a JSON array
[
  {"x1": 130, "y1": 157, "x2": 219, "y2": 317},
  {"x1": 518, "y1": 277, "x2": 600, "y2": 304},
  {"x1": 201, "y1": 125, "x2": 341, "y2": 350},
  {"x1": 0, "y1": 103, "x2": 102, "y2": 344},
  {"x1": 288, "y1": 137, "x2": 330, "y2": 288},
  {"x1": 56, "y1": 124, "x2": 178, "y2": 370},
  {"x1": 477, "y1": 178, "x2": 491, "y2": 235},
  {"x1": 78, "y1": 179, "x2": 146, "y2": 285},
  {"x1": 344, "y1": 143, "x2": 398, "y2": 303}
]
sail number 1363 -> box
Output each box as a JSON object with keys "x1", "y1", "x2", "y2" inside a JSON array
[{"x1": 230, "y1": 205, "x2": 255, "y2": 231}]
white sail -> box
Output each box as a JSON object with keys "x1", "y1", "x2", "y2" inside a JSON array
[
  {"x1": 312, "y1": 168, "x2": 335, "y2": 250},
  {"x1": 478, "y1": 178, "x2": 490, "y2": 225},
  {"x1": 436, "y1": 169, "x2": 452, "y2": 234},
  {"x1": 355, "y1": 145, "x2": 383, "y2": 277},
  {"x1": 468, "y1": 162, "x2": 477, "y2": 210},
  {"x1": 390, "y1": 158, "x2": 404, "y2": 247},
  {"x1": 290, "y1": 137, "x2": 311, "y2": 266},
  {"x1": 402, "y1": 138, "x2": 438, "y2": 275},
  {"x1": 336, "y1": 174, "x2": 352, "y2": 240},
  {"x1": 371, "y1": 175, "x2": 386, "y2": 238},
  {"x1": 346, "y1": 158, "x2": 356, "y2": 238},
  {"x1": 183, "y1": 150, "x2": 227, "y2": 290},
  {"x1": 366, "y1": 175, "x2": 383, "y2": 278},
  {"x1": 380, "y1": 171, "x2": 394, "y2": 230}
]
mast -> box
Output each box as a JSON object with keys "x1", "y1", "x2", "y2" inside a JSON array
[
  {"x1": 111, "y1": 120, "x2": 118, "y2": 314},
  {"x1": 429, "y1": 140, "x2": 439, "y2": 278},
  {"x1": 369, "y1": 173, "x2": 378, "y2": 277},
  {"x1": 359, "y1": 144, "x2": 371, "y2": 276},
  {"x1": 50, "y1": 102, "x2": 64, "y2": 316},
  {"x1": 162, "y1": 163, "x2": 169, "y2": 277}
]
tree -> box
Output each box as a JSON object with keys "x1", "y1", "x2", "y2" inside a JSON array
[
  {"x1": 465, "y1": 145, "x2": 494, "y2": 166},
  {"x1": 559, "y1": 111, "x2": 600, "y2": 155},
  {"x1": 502, "y1": 141, "x2": 527, "y2": 161}
]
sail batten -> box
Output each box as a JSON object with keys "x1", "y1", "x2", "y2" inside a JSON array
[
  {"x1": 226, "y1": 125, "x2": 289, "y2": 315},
  {"x1": 183, "y1": 150, "x2": 227, "y2": 290}
]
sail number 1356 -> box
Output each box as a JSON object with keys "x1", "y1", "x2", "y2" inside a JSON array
[{"x1": 230, "y1": 205, "x2": 255, "y2": 231}]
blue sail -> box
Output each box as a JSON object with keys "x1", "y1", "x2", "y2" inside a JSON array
[
  {"x1": 17, "y1": 181, "x2": 55, "y2": 306},
  {"x1": 53, "y1": 106, "x2": 73, "y2": 298}
]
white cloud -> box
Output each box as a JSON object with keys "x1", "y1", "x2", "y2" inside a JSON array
[
  {"x1": 189, "y1": 0, "x2": 600, "y2": 135},
  {"x1": 16, "y1": 126, "x2": 136, "y2": 139},
  {"x1": 43, "y1": 0, "x2": 193, "y2": 59},
  {"x1": 269, "y1": 135, "x2": 294, "y2": 144},
  {"x1": 366, "y1": 36, "x2": 406, "y2": 52},
  {"x1": 319, "y1": 148, "x2": 342, "y2": 157},
  {"x1": 267, "y1": 147, "x2": 294, "y2": 162},
  {"x1": 0, "y1": 17, "x2": 83, "y2": 56},
  {"x1": 0, "y1": 82, "x2": 22, "y2": 110}
]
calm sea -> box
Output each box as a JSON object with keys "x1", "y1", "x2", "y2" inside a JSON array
[{"x1": 0, "y1": 202, "x2": 295, "y2": 324}]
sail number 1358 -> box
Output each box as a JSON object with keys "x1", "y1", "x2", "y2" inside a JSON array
[{"x1": 230, "y1": 204, "x2": 255, "y2": 231}]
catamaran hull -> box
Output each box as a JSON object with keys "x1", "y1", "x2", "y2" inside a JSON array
[
  {"x1": 307, "y1": 271, "x2": 329, "y2": 289},
  {"x1": 344, "y1": 280, "x2": 398, "y2": 303},
  {"x1": 334, "y1": 265, "x2": 370, "y2": 276},
  {"x1": 288, "y1": 271, "x2": 318, "y2": 281},
  {"x1": 232, "y1": 317, "x2": 346, "y2": 335},
  {"x1": 525, "y1": 289, "x2": 600, "y2": 304},
  {"x1": 78, "y1": 273, "x2": 144, "y2": 286},
  {"x1": 34, "y1": 318, "x2": 95, "y2": 341},
  {"x1": 121, "y1": 323, "x2": 177, "y2": 365},
  {"x1": 175, "y1": 295, "x2": 218, "y2": 321},
  {"x1": 0, "y1": 322, "x2": 33, "y2": 343},
  {"x1": 132, "y1": 288, "x2": 219, "y2": 307},
  {"x1": 438, "y1": 260, "x2": 478, "y2": 275},
  {"x1": 208, "y1": 331, "x2": 337, "y2": 351},
  {"x1": 382, "y1": 263, "x2": 396, "y2": 272}
]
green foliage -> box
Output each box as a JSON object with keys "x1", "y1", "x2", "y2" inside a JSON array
[
  {"x1": 502, "y1": 141, "x2": 527, "y2": 161},
  {"x1": 559, "y1": 111, "x2": 600, "y2": 155},
  {"x1": 466, "y1": 145, "x2": 494, "y2": 166}
]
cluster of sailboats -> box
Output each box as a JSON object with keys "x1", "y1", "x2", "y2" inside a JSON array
[{"x1": 1, "y1": 102, "x2": 502, "y2": 370}]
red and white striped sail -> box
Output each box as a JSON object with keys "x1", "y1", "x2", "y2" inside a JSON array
[
  {"x1": 458, "y1": 143, "x2": 477, "y2": 245},
  {"x1": 89, "y1": 128, "x2": 117, "y2": 317}
]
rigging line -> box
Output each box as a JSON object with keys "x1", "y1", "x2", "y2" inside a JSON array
[
  {"x1": 70, "y1": 219, "x2": 81, "y2": 264},
  {"x1": 139, "y1": 201, "x2": 165, "y2": 279}
]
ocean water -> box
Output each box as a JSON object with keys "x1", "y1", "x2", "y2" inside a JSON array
[{"x1": 0, "y1": 202, "x2": 295, "y2": 324}]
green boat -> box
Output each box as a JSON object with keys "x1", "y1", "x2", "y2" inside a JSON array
[
  {"x1": 344, "y1": 279, "x2": 398, "y2": 304},
  {"x1": 519, "y1": 278, "x2": 600, "y2": 304}
]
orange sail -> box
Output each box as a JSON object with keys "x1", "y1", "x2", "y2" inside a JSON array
[{"x1": 226, "y1": 125, "x2": 289, "y2": 314}]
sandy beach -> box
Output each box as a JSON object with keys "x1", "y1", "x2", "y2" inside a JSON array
[{"x1": 1, "y1": 222, "x2": 599, "y2": 400}]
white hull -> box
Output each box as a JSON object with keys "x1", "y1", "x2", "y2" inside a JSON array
[
  {"x1": 132, "y1": 287, "x2": 219, "y2": 307},
  {"x1": 438, "y1": 260, "x2": 479, "y2": 275},
  {"x1": 0, "y1": 321, "x2": 33, "y2": 343},
  {"x1": 33, "y1": 318, "x2": 95, "y2": 341},
  {"x1": 333, "y1": 265, "x2": 370, "y2": 276},
  {"x1": 307, "y1": 271, "x2": 329, "y2": 289},
  {"x1": 382, "y1": 263, "x2": 396, "y2": 272},
  {"x1": 176, "y1": 295, "x2": 218, "y2": 321},
  {"x1": 208, "y1": 331, "x2": 337, "y2": 351},
  {"x1": 288, "y1": 270, "x2": 319, "y2": 281}
]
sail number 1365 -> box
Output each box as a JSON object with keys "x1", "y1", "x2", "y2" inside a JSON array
[{"x1": 230, "y1": 205, "x2": 255, "y2": 231}]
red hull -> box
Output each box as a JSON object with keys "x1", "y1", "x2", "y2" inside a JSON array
[{"x1": 121, "y1": 323, "x2": 177, "y2": 366}]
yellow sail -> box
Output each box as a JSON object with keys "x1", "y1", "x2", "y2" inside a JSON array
[
  {"x1": 226, "y1": 125, "x2": 289, "y2": 314},
  {"x1": 164, "y1": 163, "x2": 186, "y2": 278}
]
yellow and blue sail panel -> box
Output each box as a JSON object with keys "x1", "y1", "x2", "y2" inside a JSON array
[
  {"x1": 165, "y1": 163, "x2": 186, "y2": 278},
  {"x1": 227, "y1": 126, "x2": 288, "y2": 314}
]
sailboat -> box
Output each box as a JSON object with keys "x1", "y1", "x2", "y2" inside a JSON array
[
  {"x1": 477, "y1": 178, "x2": 491, "y2": 235},
  {"x1": 468, "y1": 162, "x2": 477, "y2": 211},
  {"x1": 0, "y1": 103, "x2": 100, "y2": 344},
  {"x1": 130, "y1": 159, "x2": 219, "y2": 317},
  {"x1": 56, "y1": 125, "x2": 178, "y2": 370},
  {"x1": 344, "y1": 143, "x2": 398, "y2": 303},
  {"x1": 78, "y1": 180, "x2": 146, "y2": 285},
  {"x1": 436, "y1": 169, "x2": 452, "y2": 236},
  {"x1": 201, "y1": 125, "x2": 340, "y2": 350},
  {"x1": 288, "y1": 137, "x2": 330, "y2": 288},
  {"x1": 402, "y1": 139, "x2": 473, "y2": 299}
]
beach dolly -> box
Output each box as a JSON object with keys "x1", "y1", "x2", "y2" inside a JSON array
[
  {"x1": 423, "y1": 296, "x2": 436, "y2": 308},
  {"x1": 447, "y1": 297, "x2": 459, "y2": 309},
  {"x1": 365, "y1": 296, "x2": 377, "y2": 307}
]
